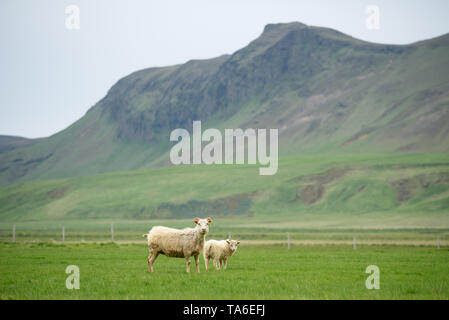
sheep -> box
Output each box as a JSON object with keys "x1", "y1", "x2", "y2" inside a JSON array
[
  {"x1": 142, "y1": 217, "x2": 212, "y2": 273},
  {"x1": 204, "y1": 239, "x2": 240, "y2": 271}
]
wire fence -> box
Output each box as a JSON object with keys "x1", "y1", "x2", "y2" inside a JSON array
[{"x1": 1, "y1": 223, "x2": 448, "y2": 248}]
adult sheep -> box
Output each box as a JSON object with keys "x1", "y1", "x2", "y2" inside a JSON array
[
  {"x1": 204, "y1": 239, "x2": 240, "y2": 271},
  {"x1": 142, "y1": 217, "x2": 212, "y2": 273}
]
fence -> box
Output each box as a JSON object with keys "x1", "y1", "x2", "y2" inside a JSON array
[{"x1": 1, "y1": 223, "x2": 448, "y2": 248}]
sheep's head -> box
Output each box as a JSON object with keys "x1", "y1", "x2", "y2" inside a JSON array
[
  {"x1": 226, "y1": 239, "x2": 240, "y2": 252},
  {"x1": 193, "y1": 217, "x2": 212, "y2": 234}
]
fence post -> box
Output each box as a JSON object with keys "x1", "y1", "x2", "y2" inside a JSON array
[
  {"x1": 353, "y1": 236, "x2": 357, "y2": 250},
  {"x1": 437, "y1": 235, "x2": 440, "y2": 249},
  {"x1": 12, "y1": 224, "x2": 16, "y2": 243},
  {"x1": 111, "y1": 223, "x2": 114, "y2": 242},
  {"x1": 287, "y1": 232, "x2": 290, "y2": 250},
  {"x1": 228, "y1": 232, "x2": 231, "y2": 239},
  {"x1": 62, "y1": 226, "x2": 65, "y2": 243}
]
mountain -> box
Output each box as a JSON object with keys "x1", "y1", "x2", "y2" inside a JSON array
[
  {"x1": 1, "y1": 22, "x2": 449, "y2": 186},
  {"x1": 0, "y1": 136, "x2": 40, "y2": 154}
]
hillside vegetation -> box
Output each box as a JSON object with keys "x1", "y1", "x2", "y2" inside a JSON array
[{"x1": 1, "y1": 154, "x2": 448, "y2": 225}]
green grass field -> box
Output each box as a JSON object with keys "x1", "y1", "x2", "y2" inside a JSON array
[
  {"x1": 1, "y1": 154, "x2": 448, "y2": 299},
  {"x1": 0, "y1": 242, "x2": 448, "y2": 299}
]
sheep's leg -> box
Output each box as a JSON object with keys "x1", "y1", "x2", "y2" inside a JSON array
[
  {"x1": 194, "y1": 254, "x2": 200, "y2": 273},
  {"x1": 185, "y1": 256, "x2": 191, "y2": 273},
  {"x1": 147, "y1": 251, "x2": 159, "y2": 273},
  {"x1": 205, "y1": 256, "x2": 210, "y2": 271},
  {"x1": 223, "y1": 259, "x2": 227, "y2": 270},
  {"x1": 214, "y1": 259, "x2": 220, "y2": 270},
  {"x1": 220, "y1": 259, "x2": 224, "y2": 270}
]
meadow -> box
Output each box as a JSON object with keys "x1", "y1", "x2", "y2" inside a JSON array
[
  {"x1": 1, "y1": 154, "x2": 449, "y2": 299},
  {"x1": 0, "y1": 242, "x2": 448, "y2": 300}
]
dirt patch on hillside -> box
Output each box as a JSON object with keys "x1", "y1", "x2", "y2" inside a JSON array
[
  {"x1": 46, "y1": 186, "x2": 71, "y2": 199},
  {"x1": 391, "y1": 172, "x2": 449, "y2": 202},
  {"x1": 300, "y1": 184, "x2": 324, "y2": 205},
  {"x1": 293, "y1": 167, "x2": 350, "y2": 205},
  {"x1": 340, "y1": 128, "x2": 377, "y2": 147},
  {"x1": 341, "y1": 133, "x2": 369, "y2": 147}
]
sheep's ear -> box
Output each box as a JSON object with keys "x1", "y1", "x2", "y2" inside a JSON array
[
  {"x1": 193, "y1": 217, "x2": 200, "y2": 224},
  {"x1": 226, "y1": 239, "x2": 231, "y2": 244},
  {"x1": 206, "y1": 217, "x2": 213, "y2": 225},
  {"x1": 236, "y1": 241, "x2": 241, "y2": 245}
]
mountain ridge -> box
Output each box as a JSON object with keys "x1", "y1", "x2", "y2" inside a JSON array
[{"x1": 1, "y1": 22, "x2": 449, "y2": 186}]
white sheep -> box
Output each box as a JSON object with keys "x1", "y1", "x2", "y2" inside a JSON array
[
  {"x1": 204, "y1": 239, "x2": 240, "y2": 271},
  {"x1": 142, "y1": 217, "x2": 212, "y2": 273}
]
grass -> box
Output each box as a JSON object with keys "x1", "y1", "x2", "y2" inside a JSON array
[
  {"x1": 1, "y1": 153, "x2": 448, "y2": 299},
  {"x1": 0, "y1": 242, "x2": 448, "y2": 299}
]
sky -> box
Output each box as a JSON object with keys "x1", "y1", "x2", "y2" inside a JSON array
[{"x1": 1, "y1": 0, "x2": 449, "y2": 138}]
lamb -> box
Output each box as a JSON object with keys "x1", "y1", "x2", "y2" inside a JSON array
[
  {"x1": 204, "y1": 239, "x2": 240, "y2": 271},
  {"x1": 142, "y1": 217, "x2": 212, "y2": 273}
]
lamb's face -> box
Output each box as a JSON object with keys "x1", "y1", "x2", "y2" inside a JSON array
[
  {"x1": 226, "y1": 239, "x2": 240, "y2": 252},
  {"x1": 193, "y1": 217, "x2": 212, "y2": 235}
]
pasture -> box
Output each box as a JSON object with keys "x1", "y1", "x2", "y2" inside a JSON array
[
  {"x1": 1, "y1": 242, "x2": 448, "y2": 299},
  {"x1": 1, "y1": 154, "x2": 448, "y2": 299}
]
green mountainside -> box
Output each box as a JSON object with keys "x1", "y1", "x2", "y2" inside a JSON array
[
  {"x1": 1, "y1": 22, "x2": 449, "y2": 187},
  {"x1": 1, "y1": 154, "x2": 448, "y2": 224}
]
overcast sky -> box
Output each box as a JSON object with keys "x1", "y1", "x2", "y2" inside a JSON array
[{"x1": 1, "y1": 0, "x2": 449, "y2": 138}]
